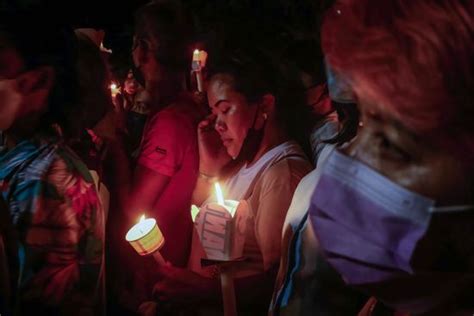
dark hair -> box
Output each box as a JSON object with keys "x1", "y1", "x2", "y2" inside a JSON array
[
  {"x1": 324, "y1": 101, "x2": 359, "y2": 145},
  {"x1": 134, "y1": 1, "x2": 191, "y2": 72},
  {"x1": 322, "y1": 0, "x2": 474, "y2": 161},
  {"x1": 208, "y1": 48, "x2": 313, "y2": 156},
  {"x1": 0, "y1": 10, "x2": 78, "y2": 138},
  {"x1": 74, "y1": 33, "x2": 111, "y2": 132},
  {"x1": 282, "y1": 39, "x2": 326, "y2": 88}
]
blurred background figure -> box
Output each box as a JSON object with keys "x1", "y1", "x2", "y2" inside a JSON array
[
  {"x1": 122, "y1": 69, "x2": 151, "y2": 155},
  {"x1": 116, "y1": 1, "x2": 205, "y2": 312}
]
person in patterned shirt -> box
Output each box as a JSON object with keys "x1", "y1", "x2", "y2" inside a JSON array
[{"x1": 0, "y1": 10, "x2": 104, "y2": 316}]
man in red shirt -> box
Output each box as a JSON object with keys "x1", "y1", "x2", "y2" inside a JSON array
[{"x1": 128, "y1": 2, "x2": 203, "y2": 267}]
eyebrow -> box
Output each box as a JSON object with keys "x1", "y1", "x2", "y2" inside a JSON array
[
  {"x1": 211, "y1": 99, "x2": 230, "y2": 108},
  {"x1": 362, "y1": 100, "x2": 422, "y2": 141}
]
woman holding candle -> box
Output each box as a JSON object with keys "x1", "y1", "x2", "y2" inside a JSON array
[{"x1": 149, "y1": 47, "x2": 313, "y2": 315}]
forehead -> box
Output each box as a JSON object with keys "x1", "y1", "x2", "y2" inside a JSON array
[{"x1": 208, "y1": 74, "x2": 236, "y2": 101}]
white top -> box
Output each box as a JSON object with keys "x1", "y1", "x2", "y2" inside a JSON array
[{"x1": 223, "y1": 141, "x2": 304, "y2": 200}]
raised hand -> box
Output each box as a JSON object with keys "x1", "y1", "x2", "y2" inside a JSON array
[{"x1": 197, "y1": 114, "x2": 232, "y2": 177}]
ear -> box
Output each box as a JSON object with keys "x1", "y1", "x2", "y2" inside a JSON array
[
  {"x1": 16, "y1": 66, "x2": 55, "y2": 96},
  {"x1": 260, "y1": 93, "x2": 276, "y2": 118},
  {"x1": 254, "y1": 93, "x2": 275, "y2": 129},
  {"x1": 132, "y1": 37, "x2": 151, "y2": 68}
]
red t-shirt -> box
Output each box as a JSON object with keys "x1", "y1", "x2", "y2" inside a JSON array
[{"x1": 137, "y1": 97, "x2": 201, "y2": 266}]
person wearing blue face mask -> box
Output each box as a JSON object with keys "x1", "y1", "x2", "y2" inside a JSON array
[
  {"x1": 269, "y1": 61, "x2": 364, "y2": 316},
  {"x1": 308, "y1": 0, "x2": 474, "y2": 315}
]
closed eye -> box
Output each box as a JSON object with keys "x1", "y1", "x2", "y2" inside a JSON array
[
  {"x1": 375, "y1": 133, "x2": 412, "y2": 163},
  {"x1": 222, "y1": 107, "x2": 230, "y2": 114}
]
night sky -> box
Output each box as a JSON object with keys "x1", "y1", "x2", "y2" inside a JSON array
[{"x1": 2, "y1": 0, "x2": 332, "y2": 80}]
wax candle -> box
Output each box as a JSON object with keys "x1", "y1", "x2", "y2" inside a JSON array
[
  {"x1": 192, "y1": 49, "x2": 208, "y2": 92},
  {"x1": 126, "y1": 215, "x2": 166, "y2": 264},
  {"x1": 191, "y1": 183, "x2": 245, "y2": 260}
]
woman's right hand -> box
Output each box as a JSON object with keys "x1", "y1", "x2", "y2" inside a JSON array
[{"x1": 197, "y1": 114, "x2": 232, "y2": 176}]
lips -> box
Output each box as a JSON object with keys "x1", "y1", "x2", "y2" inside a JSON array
[{"x1": 221, "y1": 138, "x2": 232, "y2": 146}]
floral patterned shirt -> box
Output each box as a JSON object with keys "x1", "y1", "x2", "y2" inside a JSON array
[{"x1": 0, "y1": 135, "x2": 104, "y2": 315}]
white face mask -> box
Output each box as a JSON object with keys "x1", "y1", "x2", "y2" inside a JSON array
[{"x1": 0, "y1": 77, "x2": 22, "y2": 131}]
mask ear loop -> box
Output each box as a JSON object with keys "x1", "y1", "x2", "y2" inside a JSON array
[
  {"x1": 232, "y1": 104, "x2": 267, "y2": 161},
  {"x1": 429, "y1": 205, "x2": 474, "y2": 213}
]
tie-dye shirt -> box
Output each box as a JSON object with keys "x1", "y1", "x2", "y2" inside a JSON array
[{"x1": 0, "y1": 135, "x2": 104, "y2": 315}]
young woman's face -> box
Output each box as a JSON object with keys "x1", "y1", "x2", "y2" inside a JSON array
[
  {"x1": 345, "y1": 98, "x2": 473, "y2": 206},
  {"x1": 207, "y1": 74, "x2": 259, "y2": 158}
]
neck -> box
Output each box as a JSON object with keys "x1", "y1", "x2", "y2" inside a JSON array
[
  {"x1": 145, "y1": 73, "x2": 186, "y2": 109},
  {"x1": 5, "y1": 116, "x2": 43, "y2": 148},
  {"x1": 248, "y1": 122, "x2": 289, "y2": 167}
]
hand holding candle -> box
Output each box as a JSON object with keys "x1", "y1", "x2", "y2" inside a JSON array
[
  {"x1": 110, "y1": 82, "x2": 121, "y2": 98},
  {"x1": 126, "y1": 214, "x2": 166, "y2": 265}
]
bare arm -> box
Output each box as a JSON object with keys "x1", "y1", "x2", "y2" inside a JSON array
[{"x1": 127, "y1": 165, "x2": 170, "y2": 221}]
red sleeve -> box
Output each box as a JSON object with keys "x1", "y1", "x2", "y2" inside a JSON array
[{"x1": 137, "y1": 108, "x2": 194, "y2": 177}]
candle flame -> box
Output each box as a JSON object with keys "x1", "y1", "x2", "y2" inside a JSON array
[
  {"x1": 191, "y1": 205, "x2": 200, "y2": 222},
  {"x1": 193, "y1": 49, "x2": 200, "y2": 63},
  {"x1": 110, "y1": 83, "x2": 117, "y2": 90},
  {"x1": 215, "y1": 182, "x2": 225, "y2": 206},
  {"x1": 139, "y1": 214, "x2": 145, "y2": 223}
]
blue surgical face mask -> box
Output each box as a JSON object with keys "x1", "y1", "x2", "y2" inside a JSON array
[
  {"x1": 325, "y1": 60, "x2": 354, "y2": 104},
  {"x1": 309, "y1": 149, "x2": 474, "y2": 312}
]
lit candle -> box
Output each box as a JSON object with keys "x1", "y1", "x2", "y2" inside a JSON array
[
  {"x1": 126, "y1": 215, "x2": 166, "y2": 265},
  {"x1": 193, "y1": 49, "x2": 200, "y2": 64},
  {"x1": 191, "y1": 49, "x2": 208, "y2": 93},
  {"x1": 191, "y1": 183, "x2": 240, "y2": 260},
  {"x1": 191, "y1": 183, "x2": 240, "y2": 316},
  {"x1": 110, "y1": 82, "x2": 121, "y2": 98}
]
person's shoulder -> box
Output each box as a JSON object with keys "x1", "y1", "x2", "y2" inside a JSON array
[
  {"x1": 165, "y1": 92, "x2": 204, "y2": 122},
  {"x1": 43, "y1": 143, "x2": 95, "y2": 185},
  {"x1": 262, "y1": 142, "x2": 312, "y2": 185},
  {"x1": 149, "y1": 95, "x2": 202, "y2": 130}
]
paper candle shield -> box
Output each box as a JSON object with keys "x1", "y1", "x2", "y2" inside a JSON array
[
  {"x1": 126, "y1": 218, "x2": 165, "y2": 256},
  {"x1": 194, "y1": 200, "x2": 249, "y2": 261}
]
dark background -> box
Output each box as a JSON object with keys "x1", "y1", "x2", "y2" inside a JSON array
[{"x1": 2, "y1": 0, "x2": 334, "y2": 80}]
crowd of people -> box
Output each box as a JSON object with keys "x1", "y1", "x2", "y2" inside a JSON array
[{"x1": 0, "y1": 0, "x2": 473, "y2": 315}]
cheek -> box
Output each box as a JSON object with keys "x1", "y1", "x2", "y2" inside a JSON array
[
  {"x1": 226, "y1": 108, "x2": 252, "y2": 138},
  {"x1": 0, "y1": 85, "x2": 22, "y2": 130},
  {"x1": 351, "y1": 132, "x2": 472, "y2": 204},
  {"x1": 407, "y1": 156, "x2": 472, "y2": 204}
]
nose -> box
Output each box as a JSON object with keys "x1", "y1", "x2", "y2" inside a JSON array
[{"x1": 214, "y1": 117, "x2": 226, "y2": 133}]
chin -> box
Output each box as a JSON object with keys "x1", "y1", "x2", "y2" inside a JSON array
[
  {"x1": 223, "y1": 144, "x2": 235, "y2": 158},
  {"x1": 227, "y1": 148, "x2": 238, "y2": 159},
  {"x1": 227, "y1": 143, "x2": 244, "y2": 160}
]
